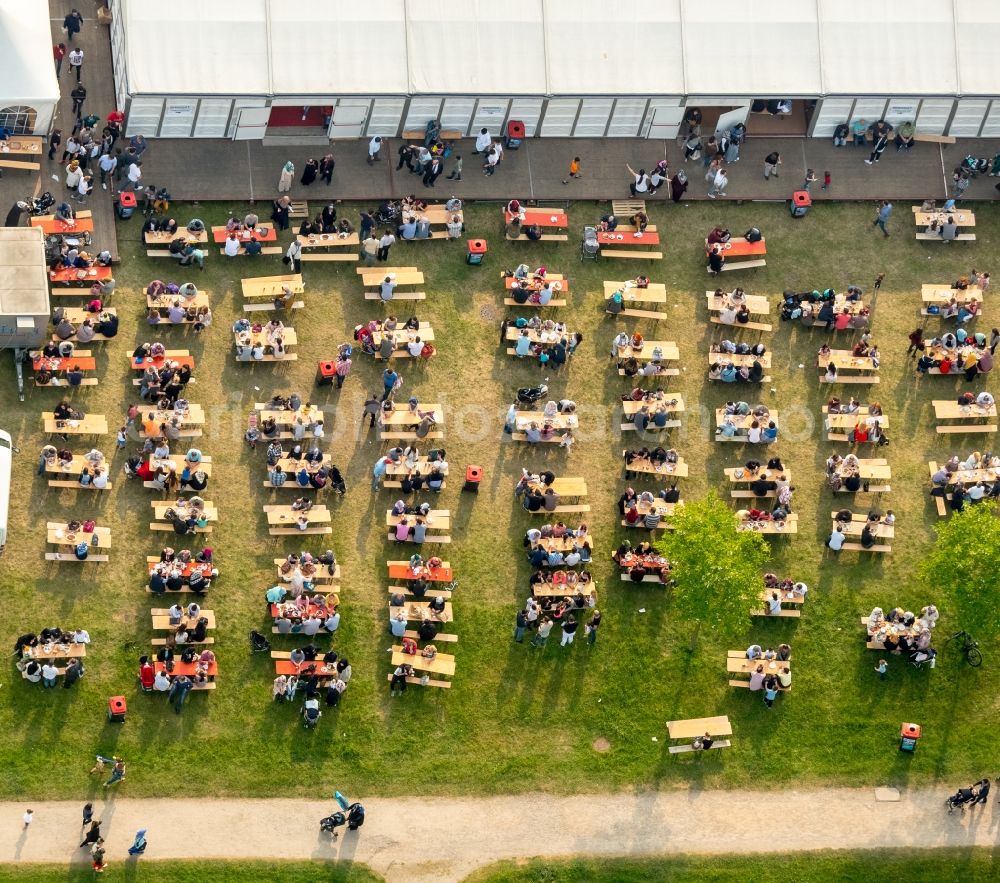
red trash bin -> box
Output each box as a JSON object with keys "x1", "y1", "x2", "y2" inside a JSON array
[
  {"x1": 466, "y1": 239, "x2": 488, "y2": 266},
  {"x1": 316, "y1": 360, "x2": 337, "y2": 386},
  {"x1": 504, "y1": 120, "x2": 524, "y2": 149},
  {"x1": 107, "y1": 695, "x2": 127, "y2": 723},
  {"x1": 464, "y1": 465, "x2": 483, "y2": 493}
]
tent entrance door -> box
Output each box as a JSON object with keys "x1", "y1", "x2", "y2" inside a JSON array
[
  {"x1": 232, "y1": 107, "x2": 270, "y2": 140},
  {"x1": 328, "y1": 102, "x2": 370, "y2": 139}
]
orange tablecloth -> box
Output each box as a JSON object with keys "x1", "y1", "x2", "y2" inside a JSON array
[
  {"x1": 33, "y1": 356, "x2": 96, "y2": 372},
  {"x1": 148, "y1": 560, "x2": 213, "y2": 579},
  {"x1": 506, "y1": 209, "x2": 568, "y2": 228},
  {"x1": 31, "y1": 217, "x2": 95, "y2": 235},
  {"x1": 212, "y1": 227, "x2": 277, "y2": 244},
  {"x1": 707, "y1": 239, "x2": 767, "y2": 258},
  {"x1": 388, "y1": 564, "x2": 453, "y2": 582},
  {"x1": 49, "y1": 266, "x2": 112, "y2": 283},
  {"x1": 274, "y1": 660, "x2": 339, "y2": 677},
  {"x1": 131, "y1": 355, "x2": 195, "y2": 370},
  {"x1": 155, "y1": 660, "x2": 217, "y2": 677},
  {"x1": 598, "y1": 230, "x2": 661, "y2": 246}
]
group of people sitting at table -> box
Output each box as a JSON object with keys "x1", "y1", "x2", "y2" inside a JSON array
[
  {"x1": 389, "y1": 499, "x2": 438, "y2": 544},
  {"x1": 612, "y1": 539, "x2": 671, "y2": 582},
  {"x1": 272, "y1": 646, "x2": 352, "y2": 712},
  {"x1": 622, "y1": 446, "x2": 681, "y2": 478},
  {"x1": 129, "y1": 447, "x2": 209, "y2": 494},
  {"x1": 527, "y1": 570, "x2": 596, "y2": 605},
  {"x1": 717, "y1": 402, "x2": 777, "y2": 442},
  {"x1": 374, "y1": 447, "x2": 447, "y2": 492},
  {"x1": 930, "y1": 450, "x2": 1000, "y2": 509},
  {"x1": 508, "y1": 264, "x2": 566, "y2": 306},
  {"x1": 744, "y1": 644, "x2": 792, "y2": 698},
  {"x1": 38, "y1": 445, "x2": 109, "y2": 489},
  {"x1": 524, "y1": 523, "x2": 592, "y2": 567},
  {"x1": 49, "y1": 243, "x2": 113, "y2": 274},
  {"x1": 618, "y1": 486, "x2": 681, "y2": 529},
  {"x1": 148, "y1": 547, "x2": 218, "y2": 593},
  {"x1": 916, "y1": 332, "x2": 994, "y2": 378},
  {"x1": 826, "y1": 452, "x2": 874, "y2": 492},
  {"x1": 866, "y1": 605, "x2": 938, "y2": 663},
  {"x1": 135, "y1": 356, "x2": 193, "y2": 407},
  {"x1": 270, "y1": 593, "x2": 342, "y2": 637},
  {"x1": 733, "y1": 457, "x2": 793, "y2": 502},
  {"x1": 505, "y1": 315, "x2": 578, "y2": 370},
  {"x1": 233, "y1": 317, "x2": 291, "y2": 361},
  {"x1": 827, "y1": 509, "x2": 895, "y2": 551},
  {"x1": 354, "y1": 317, "x2": 432, "y2": 359},
  {"x1": 709, "y1": 340, "x2": 768, "y2": 384},
  {"x1": 621, "y1": 388, "x2": 680, "y2": 431}
]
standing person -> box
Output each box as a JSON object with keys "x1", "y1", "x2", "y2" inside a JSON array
[
  {"x1": 48, "y1": 129, "x2": 62, "y2": 161},
  {"x1": 586, "y1": 610, "x2": 602, "y2": 646},
  {"x1": 75, "y1": 174, "x2": 92, "y2": 205},
  {"x1": 531, "y1": 617, "x2": 553, "y2": 648},
  {"x1": 363, "y1": 394, "x2": 380, "y2": 428},
  {"x1": 300, "y1": 158, "x2": 318, "y2": 186},
  {"x1": 127, "y1": 829, "x2": 147, "y2": 856},
  {"x1": 81, "y1": 820, "x2": 102, "y2": 847},
  {"x1": 670, "y1": 170, "x2": 688, "y2": 202},
  {"x1": 446, "y1": 154, "x2": 463, "y2": 181},
  {"x1": 562, "y1": 156, "x2": 582, "y2": 185},
  {"x1": 334, "y1": 353, "x2": 351, "y2": 389},
  {"x1": 865, "y1": 131, "x2": 889, "y2": 165},
  {"x1": 802, "y1": 168, "x2": 817, "y2": 191},
  {"x1": 360, "y1": 231, "x2": 378, "y2": 265},
  {"x1": 277, "y1": 161, "x2": 294, "y2": 192},
  {"x1": 367, "y1": 136, "x2": 382, "y2": 164},
  {"x1": 98, "y1": 151, "x2": 116, "y2": 190},
  {"x1": 626, "y1": 164, "x2": 649, "y2": 197},
  {"x1": 22, "y1": 809, "x2": 33, "y2": 830},
  {"x1": 763, "y1": 150, "x2": 781, "y2": 180},
  {"x1": 707, "y1": 168, "x2": 728, "y2": 199},
  {"x1": 873, "y1": 272, "x2": 884, "y2": 291},
  {"x1": 560, "y1": 618, "x2": 579, "y2": 646},
  {"x1": 821, "y1": 170, "x2": 832, "y2": 191},
  {"x1": 103, "y1": 758, "x2": 126, "y2": 789},
  {"x1": 68, "y1": 47, "x2": 84, "y2": 83},
  {"x1": 285, "y1": 237, "x2": 302, "y2": 272},
  {"x1": 82, "y1": 803, "x2": 94, "y2": 831},
  {"x1": 473, "y1": 127, "x2": 492, "y2": 155},
  {"x1": 64, "y1": 8, "x2": 83, "y2": 43},
  {"x1": 54, "y1": 43, "x2": 67, "y2": 76},
  {"x1": 377, "y1": 229, "x2": 395, "y2": 262},
  {"x1": 319, "y1": 153, "x2": 335, "y2": 185},
  {"x1": 422, "y1": 157, "x2": 442, "y2": 188},
  {"x1": 763, "y1": 681, "x2": 779, "y2": 708},
  {"x1": 168, "y1": 674, "x2": 192, "y2": 713},
  {"x1": 873, "y1": 200, "x2": 892, "y2": 237},
  {"x1": 380, "y1": 367, "x2": 399, "y2": 402},
  {"x1": 70, "y1": 83, "x2": 86, "y2": 116},
  {"x1": 513, "y1": 609, "x2": 527, "y2": 643},
  {"x1": 876, "y1": 659, "x2": 888, "y2": 680},
  {"x1": 396, "y1": 143, "x2": 415, "y2": 172}
]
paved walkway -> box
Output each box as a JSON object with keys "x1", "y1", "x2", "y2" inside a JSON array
[{"x1": 2, "y1": 789, "x2": 997, "y2": 881}]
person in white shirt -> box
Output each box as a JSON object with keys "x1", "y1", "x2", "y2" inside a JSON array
[
  {"x1": 474, "y1": 128, "x2": 492, "y2": 154},
  {"x1": 747, "y1": 422, "x2": 762, "y2": 444},
  {"x1": 92, "y1": 469, "x2": 108, "y2": 490},
  {"x1": 41, "y1": 663, "x2": 60, "y2": 688},
  {"x1": 72, "y1": 628, "x2": 91, "y2": 644},
  {"x1": 224, "y1": 233, "x2": 241, "y2": 257},
  {"x1": 377, "y1": 231, "x2": 395, "y2": 262},
  {"x1": 828, "y1": 526, "x2": 845, "y2": 551},
  {"x1": 484, "y1": 148, "x2": 500, "y2": 176},
  {"x1": 126, "y1": 162, "x2": 141, "y2": 190},
  {"x1": 626, "y1": 164, "x2": 649, "y2": 196},
  {"x1": 407, "y1": 337, "x2": 424, "y2": 357},
  {"x1": 68, "y1": 48, "x2": 84, "y2": 81},
  {"x1": 367, "y1": 136, "x2": 382, "y2": 164},
  {"x1": 976, "y1": 391, "x2": 995, "y2": 407},
  {"x1": 153, "y1": 670, "x2": 171, "y2": 691}
]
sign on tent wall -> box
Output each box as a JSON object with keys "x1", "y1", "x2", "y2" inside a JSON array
[{"x1": 471, "y1": 100, "x2": 509, "y2": 136}]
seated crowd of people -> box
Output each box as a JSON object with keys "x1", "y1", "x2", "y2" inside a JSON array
[
  {"x1": 623, "y1": 446, "x2": 681, "y2": 478},
  {"x1": 507, "y1": 264, "x2": 565, "y2": 306},
  {"x1": 709, "y1": 339, "x2": 767, "y2": 383},
  {"x1": 389, "y1": 499, "x2": 439, "y2": 544},
  {"x1": 827, "y1": 509, "x2": 895, "y2": 551},
  {"x1": 15, "y1": 626, "x2": 89, "y2": 688},
  {"x1": 929, "y1": 450, "x2": 1000, "y2": 510},
  {"x1": 233, "y1": 317, "x2": 290, "y2": 360},
  {"x1": 613, "y1": 539, "x2": 671, "y2": 582},
  {"x1": 148, "y1": 546, "x2": 217, "y2": 593},
  {"x1": 38, "y1": 444, "x2": 109, "y2": 488},
  {"x1": 621, "y1": 388, "x2": 680, "y2": 430},
  {"x1": 523, "y1": 521, "x2": 592, "y2": 567},
  {"x1": 619, "y1": 486, "x2": 681, "y2": 529},
  {"x1": 353, "y1": 316, "x2": 431, "y2": 359},
  {"x1": 372, "y1": 446, "x2": 447, "y2": 492},
  {"x1": 717, "y1": 401, "x2": 777, "y2": 442},
  {"x1": 916, "y1": 331, "x2": 994, "y2": 378},
  {"x1": 505, "y1": 313, "x2": 580, "y2": 369},
  {"x1": 866, "y1": 605, "x2": 938, "y2": 665}
]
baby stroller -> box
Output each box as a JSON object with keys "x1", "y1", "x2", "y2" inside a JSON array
[
  {"x1": 960, "y1": 154, "x2": 989, "y2": 178},
  {"x1": 581, "y1": 226, "x2": 599, "y2": 261},
  {"x1": 319, "y1": 811, "x2": 346, "y2": 837},
  {"x1": 374, "y1": 201, "x2": 400, "y2": 225},
  {"x1": 909, "y1": 647, "x2": 936, "y2": 669},
  {"x1": 945, "y1": 787, "x2": 976, "y2": 814},
  {"x1": 249, "y1": 630, "x2": 271, "y2": 653},
  {"x1": 517, "y1": 383, "x2": 548, "y2": 405}
]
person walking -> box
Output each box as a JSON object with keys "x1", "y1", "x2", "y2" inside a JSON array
[
  {"x1": 763, "y1": 150, "x2": 781, "y2": 180},
  {"x1": 367, "y1": 136, "x2": 382, "y2": 164},
  {"x1": 586, "y1": 610, "x2": 602, "y2": 646},
  {"x1": 285, "y1": 238, "x2": 302, "y2": 272},
  {"x1": 626, "y1": 164, "x2": 649, "y2": 197},
  {"x1": 380, "y1": 367, "x2": 399, "y2": 402},
  {"x1": 47, "y1": 129, "x2": 62, "y2": 161},
  {"x1": 873, "y1": 200, "x2": 892, "y2": 237},
  {"x1": 319, "y1": 153, "x2": 335, "y2": 185},
  {"x1": 168, "y1": 674, "x2": 193, "y2": 713},
  {"x1": 277, "y1": 161, "x2": 294, "y2": 192},
  {"x1": 68, "y1": 48, "x2": 84, "y2": 83},
  {"x1": 377, "y1": 229, "x2": 395, "y2": 262},
  {"x1": 531, "y1": 617, "x2": 553, "y2": 648},
  {"x1": 53, "y1": 43, "x2": 67, "y2": 76},
  {"x1": 560, "y1": 618, "x2": 579, "y2": 646},
  {"x1": 670, "y1": 170, "x2": 688, "y2": 202},
  {"x1": 876, "y1": 659, "x2": 888, "y2": 680},
  {"x1": 22, "y1": 809, "x2": 33, "y2": 830},
  {"x1": 422, "y1": 157, "x2": 442, "y2": 188},
  {"x1": 63, "y1": 9, "x2": 83, "y2": 43},
  {"x1": 103, "y1": 758, "x2": 126, "y2": 789},
  {"x1": 707, "y1": 168, "x2": 728, "y2": 199},
  {"x1": 70, "y1": 83, "x2": 86, "y2": 116},
  {"x1": 562, "y1": 156, "x2": 582, "y2": 185},
  {"x1": 363, "y1": 394, "x2": 380, "y2": 429},
  {"x1": 98, "y1": 151, "x2": 117, "y2": 190},
  {"x1": 334, "y1": 354, "x2": 351, "y2": 389},
  {"x1": 300, "y1": 158, "x2": 318, "y2": 186},
  {"x1": 446, "y1": 154, "x2": 463, "y2": 181},
  {"x1": 802, "y1": 168, "x2": 817, "y2": 191},
  {"x1": 80, "y1": 820, "x2": 102, "y2": 847},
  {"x1": 864, "y1": 132, "x2": 889, "y2": 165},
  {"x1": 81, "y1": 803, "x2": 94, "y2": 831}
]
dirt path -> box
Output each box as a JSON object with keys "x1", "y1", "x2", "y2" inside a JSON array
[{"x1": 1, "y1": 789, "x2": 997, "y2": 881}]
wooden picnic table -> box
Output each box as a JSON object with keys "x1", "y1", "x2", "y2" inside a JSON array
[
  {"x1": 832, "y1": 460, "x2": 891, "y2": 481},
  {"x1": 395, "y1": 600, "x2": 454, "y2": 623},
  {"x1": 921, "y1": 284, "x2": 983, "y2": 305},
  {"x1": 33, "y1": 355, "x2": 95, "y2": 373},
  {"x1": 27, "y1": 642, "x2": 87, "y2": 661},
  {"x1": 255, "y1": 403, "x2": 322, "y2": 427},
  {"x1": 623, "y1": 454, "x2": 688, "y2": 478},
  {"x1": 234, "y1": 327, "x2": 298, "y2": 348},
  {"x1": 710, "y1": 239, "x2": 767, "y2": 258},
  {"x1": 242, "y1": 274, "x2": 304, "y2": 298},
  {"x1": 708, "y1": 352, "x2": 773, "y2": 370},
  {"x1": 603, "y1": 281, "x2": 666, "y2": 304},
  {"x1": 43, "y1": 454, "x2": 106, "y2": 478},
  {"x1": 615, "y1": 342, "x2": 680, "y2": 362},
  {"x1": 145, "y1": 230, "x2": 208, "y2": 245},
  {"x1": 387, "y1": 561, "x2": 452, "y2": 582},
  {"x1": 597, "y1": 230, "x2": 660, "y2": 247},
  {"x1": 736, "y1": 514, "x2": 798, "y2": 535},
  {"x1": 42, "y1": 414, "x2": 108, "y2": 435},
  {"x1": 137, "y1": 403, "x2": 205, "y2": 426},
  {"x1": 667, "y1": 716, "x2": 732, "y2": 740},
  {"x1": 46, "y1": 523, "x2": 111, "y2": 549},
  {"x1": 727, "y1": 657, "x2": 790, "y2": 676},
  {"x1": 532, "y1": 580, "x2": 597, "y2": 598},
  {"x1": 57, "y1": 308, "x2": 117, "y2": 327},
  {"x1": 505, "y1": 208, "x2": 568, "y2": 228},
  {"x1": 390, "y1": 647, "x2": 456, "y2": 677},
  {"x1": 622, "y1": 398, "x2": 685, "y2": 416},
  {"x1": 515, "y1": 412, "x2": 578, "y2": 432},
  {"x1": 150, "y1": 455, "x2": 213, "y2": 478},
  {"x1": 151, "y1": 500, "x2": 218, "y2": 521},
  {"x1": 914, "y1": 210, "x2": 975, "y2": 228},
  {"x1": 506, "y1": 273, "x2": 569, "y2": 293},
  {"x1": 265, "y1": 506, "x2": 332, "y2": 526},
  {"x1": 31, "y1": 216, "x2": 94, "y2": 235},
  {"x1": 832, "y1": 513, "x2": 895, "y2": 539},
  {"x1": 381, "y1": 406, "x2": 444, "y2": 426},
  {"x1": 49, "y1": 266, "x2": 111, "y2": 284},
  {"x1": 297, "y1": 232, "x2": 359, "y2": 248},
  {"x1": 821, "y1": 350, "x2": 879, "y2": 382},
  {"x1": 824, "y1": 411, "x2": 888, "y2": 430},
  {"x1": 525, "y1": 476, "x2": 588, "y2": 497},
  {"x1": 147, "y1": 291, "x2": 210, "y2": 311},
  {"x1": 724, "y1": 466, "x2": 791, "y2": 483},
  {"x1": 385, "y1": 511, "x2": 451, "y2": 530},
  {"x1": 705, "y1": 291, "x2": 771, "y2": 315},
  {"x1": 151, "y1": 610, "x2": 216, "y2": 631},
  {"x1": 372, "y1": 324, "x2": 435, "y2": 348},
  {"x1": 530, "y1": 534, "x2": 593, "y2": 553},
  {"x1": 411, "y1": 205, "x2": 463, "y2": 226},
  {"x1": 0, "y1": 136, "x2": 43, "y2": 155},
  {"x1": 212, "y1": 226, "x2": 277, "y2": 243},
  {"x1": 273, "y1": 660, "x2": 340, "y2": 678},
  {"x1": 933, "y1": 399, "x2": 998, "y2": 432},
  {"x1": 358, "y1": 267, "x2": 424, "y2": 287},
  {"x1": 715, "y1": 410, "x2": 778, "y2": 430}
]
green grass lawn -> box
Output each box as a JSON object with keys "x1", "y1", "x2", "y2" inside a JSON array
[
  {"x1": 467, "y1": 849, "x2": 1000, "y2": 883},
  {"x1": 0, "y1": 862, "x2": 381, "y2": 883},
  {"x1": 1, "y1": 195, "x2": 997, "y2": 800}
]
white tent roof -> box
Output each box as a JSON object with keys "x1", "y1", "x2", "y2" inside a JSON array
[
  {"x1": 0, "y1": 1, "x2": 59, "y2": 104},
  {"x1": 118, "y1": 0, "x2": 1000, "y2": 98}
]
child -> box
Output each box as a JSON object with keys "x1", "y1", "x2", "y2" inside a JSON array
[
  {"x1": 562, "y1": 157, "x2": 582, "y2": 185},
  {"x1": 803, "y1": 168, "x2": 817, "y2": 190},
  {"x1": 446, "y1": 155, "x2": 462, "y2": 181},
  {"x1": 873, "y1": 273, "x2": 884, "y2": 291},
  {"x1": 821, "y1": 170, "x2": 831, "y2": 191},
  {"x1": 876, "y1": 659, "x2": 888, "y2": 680},
  {"x1": 116, "y1": 425, "x2": 127, "y2": 449}
]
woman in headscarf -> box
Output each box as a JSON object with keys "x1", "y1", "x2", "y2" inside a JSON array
[
  {"x1": 670, "y1": 170, "x2": 688, "y2": 203},
  {"x1": 301, "y1": 158, "x2": 318, "y2": 186},
  {"x1": 277, "y1": 161, "x2": 294, "y2": 192}
]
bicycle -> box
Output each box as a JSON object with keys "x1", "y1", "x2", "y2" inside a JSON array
[{"x1": 947, "y1": 631, "x2": 983, "y2": 667}]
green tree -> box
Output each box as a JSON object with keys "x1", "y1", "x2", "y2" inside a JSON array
[
  {"x1": 920, "y1": 505, "x2": 1000, "y2": 635},
  {"x1": 655, "y1": 494, "x2": 770, "y2": 648}
]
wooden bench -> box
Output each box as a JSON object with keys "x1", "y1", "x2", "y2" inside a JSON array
[
  {"x1": 300, "y1": 253, "x2": 360, "y2": 262},
  {"x1": 528, "y1": 504, "x2": 591, "y2": 514},
  {"x1": 840, "y1": 543, "x2": 892, "y2": 553},
  {"x1": 751, "y1": 608, "x2": 801, "y2": 618},
  {"x1": 364, "y1": 291, "x2": 427, "y2": 301},
  {"x1": 47, "y1": 479, "x2": 112, "y2": 490},
  {"x1": 389, "y1": 585, "x2": 453, "y2": 600},
  {"x1": 36, "y1": 378, "x2": 99, "y2": 388},
  {"x1": 44, "y1": 551, "x2": 109, "y2": 563},
  {"x1": 711, "y1": 259, "x2": 767, "y2": 273},
  {"x1": 729, "y1": 680, "x2": 790, "y2": 691},
  {"x1": 915, "y1": 232, "x2": 976, "y2": 242},
  {"x1": 0, "y1": 158, "x2": 41, "y2": 171},
  {"x1": 270, "y1": 526, "x2": 332, "y2": 536},
  {"x1": 620, "y1": 420, "x2": 681, "y2": 432},
  {"x1": 668, "y1": 740, "x2": 731, "y2": 754},
  {"x1": 913, "y1": 133, "x2": 957, "y2": 144},
  {"x1": 236, "y1": 353, "x2": 299, "y2": 363},
  {"x1": 385, "y1": 672, "x2": 451, "y2": 689},
  {"x1": 287, "y1": 200, "x2": 309, "y2": 218},
  {"x1": 709, "y1": 317, "x2": 772, "y2": 333},
  {"x1": 402, "y1": 629, "x2": 458, "y2": 643},
  {"x1": 615, "y1": 307, "x2": 667, "y2": 320},
  {"x1": 388, "y1": 532, "x2": 452, "y2": 544},
  {"x1": 611, "y1": 199, "x2": 646, "y2": 216},
  {"x1": 219, "y1": 246, "x2": 283, "y2": 256},
  {"x1": 619, "y1": 573, "x2": 667, "y2": 584},
  {"x1": 151, "y1": 637, "x2": 215, "y2": 646},
  {"x1": 507, "y1": 233, "x2": 569, "y2": 243},
  {"x1": 601, "y1": 249, "x2": 663, "y2": 260},
  {"x1": 936, "y1": 424, "x2": 997, "y2": 434}
]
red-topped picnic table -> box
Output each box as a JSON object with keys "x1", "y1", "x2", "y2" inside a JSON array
[
  {"x1": 155, "y1": 660, "x2": 218, "y2": 677},
  {"x1": 130, "y1": 353, "x2": 195, "y2": 371},
  {"x1": 273, "y1": 660, "x2": 340, "y2": 678},
  {"x1": 211, "y1": 226, "x2": 277, "y2": 244},
  {"x1": 33, "y1": 355, "x2": 96, "y2": 373},
  {"x1": 49, "y1": 266, "x2": 112, "y2": 284},
  {"x1": 31, "y1": 216, "x2": 95, "y2": 235},
  {"x1": 147, "y1": 560, "x2": 214, "y2": 580},
  {"x1": 387, "y1": 561, "x2": 453, "y2": 582},
  {"x1": 270, "y1": 598, "x2": 338, "y2": 620},
  {"x1": 504, "y1": 208, "x2": 568, "y2": 229},
  {"x1": 598, "y1": 230, "x2": 661, "y2": 247}
]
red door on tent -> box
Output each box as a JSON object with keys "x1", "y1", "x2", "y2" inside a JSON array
[{"x1": 267, "y1": 106, "x2": 331, "y2": 128}]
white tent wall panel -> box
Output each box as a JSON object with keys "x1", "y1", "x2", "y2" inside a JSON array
[
  {"x1": 954, "y1": 0, "x2": 1000, "y2": 96},
  {"x1": 642, "y1": 99, "x2": 683, "y2": 139},
  {"x1": 573, "y1": 99, "x2": 614, "y2": 137},
  {"x1": 540, "y1": 100, "x2": 580, "y2": 137},
  {"x1": 160, "y1": 100, "x2": 197, "y2": 138},
  {"x1": 226, "y1": 100, "x2": 268, "y2": 138},
  {"x1": 950, "y1": 99, "x2": 990, "y2": 137},
  {"x1": 126, "y1": 98, "x2": 165, "y2": 137},
  {"x1": 471, "y1": 99, "x2": 510, "y2": 136},
  {"x1": 979, "y1": 102, "x2": 1000, "y2": 138},
  {"x1": 403, "y1": 98, "x2": 444, "y2": 133},
  {"x1": 915, "y1": 99, "x2": 954, "y2": 136},
  {"x1": 508, "y1": 99, "x2": 544, "y2": 136},
  {"x1": 608, "y1": 99, "x2": 649, "y2": 137},
  {"x1": 810, "y1": 98, "x2": 854, "y2": 137},
  {"x1": 440, "y1": 98, "x2": 477, "y2": 133},
  {"x1": 850, "y1": 99, "x2": 888, "y2": 127},
  {"x1": 367, "y1": 99, "x2": 407, "y2": 136},
  {"x1": 193, "y1": 100, "x2": 234, "y2": 138},
  {"x1": 329, "y1": 101, "x2": 371, "y2": 139}
]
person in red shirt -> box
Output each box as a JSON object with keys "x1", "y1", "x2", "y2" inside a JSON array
[
  {"x1": 107, "y1": 110, "x2": 125, "y2": 127},
  {"x1": 53, "y1": 43, "x2": 66, "y2": 77},
  {"x1": 138, "y1": 657, "x2": 155, "y2": 691},
  {"x1": 939, "y1": 356, "x2": 953, "y2": 375}
]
